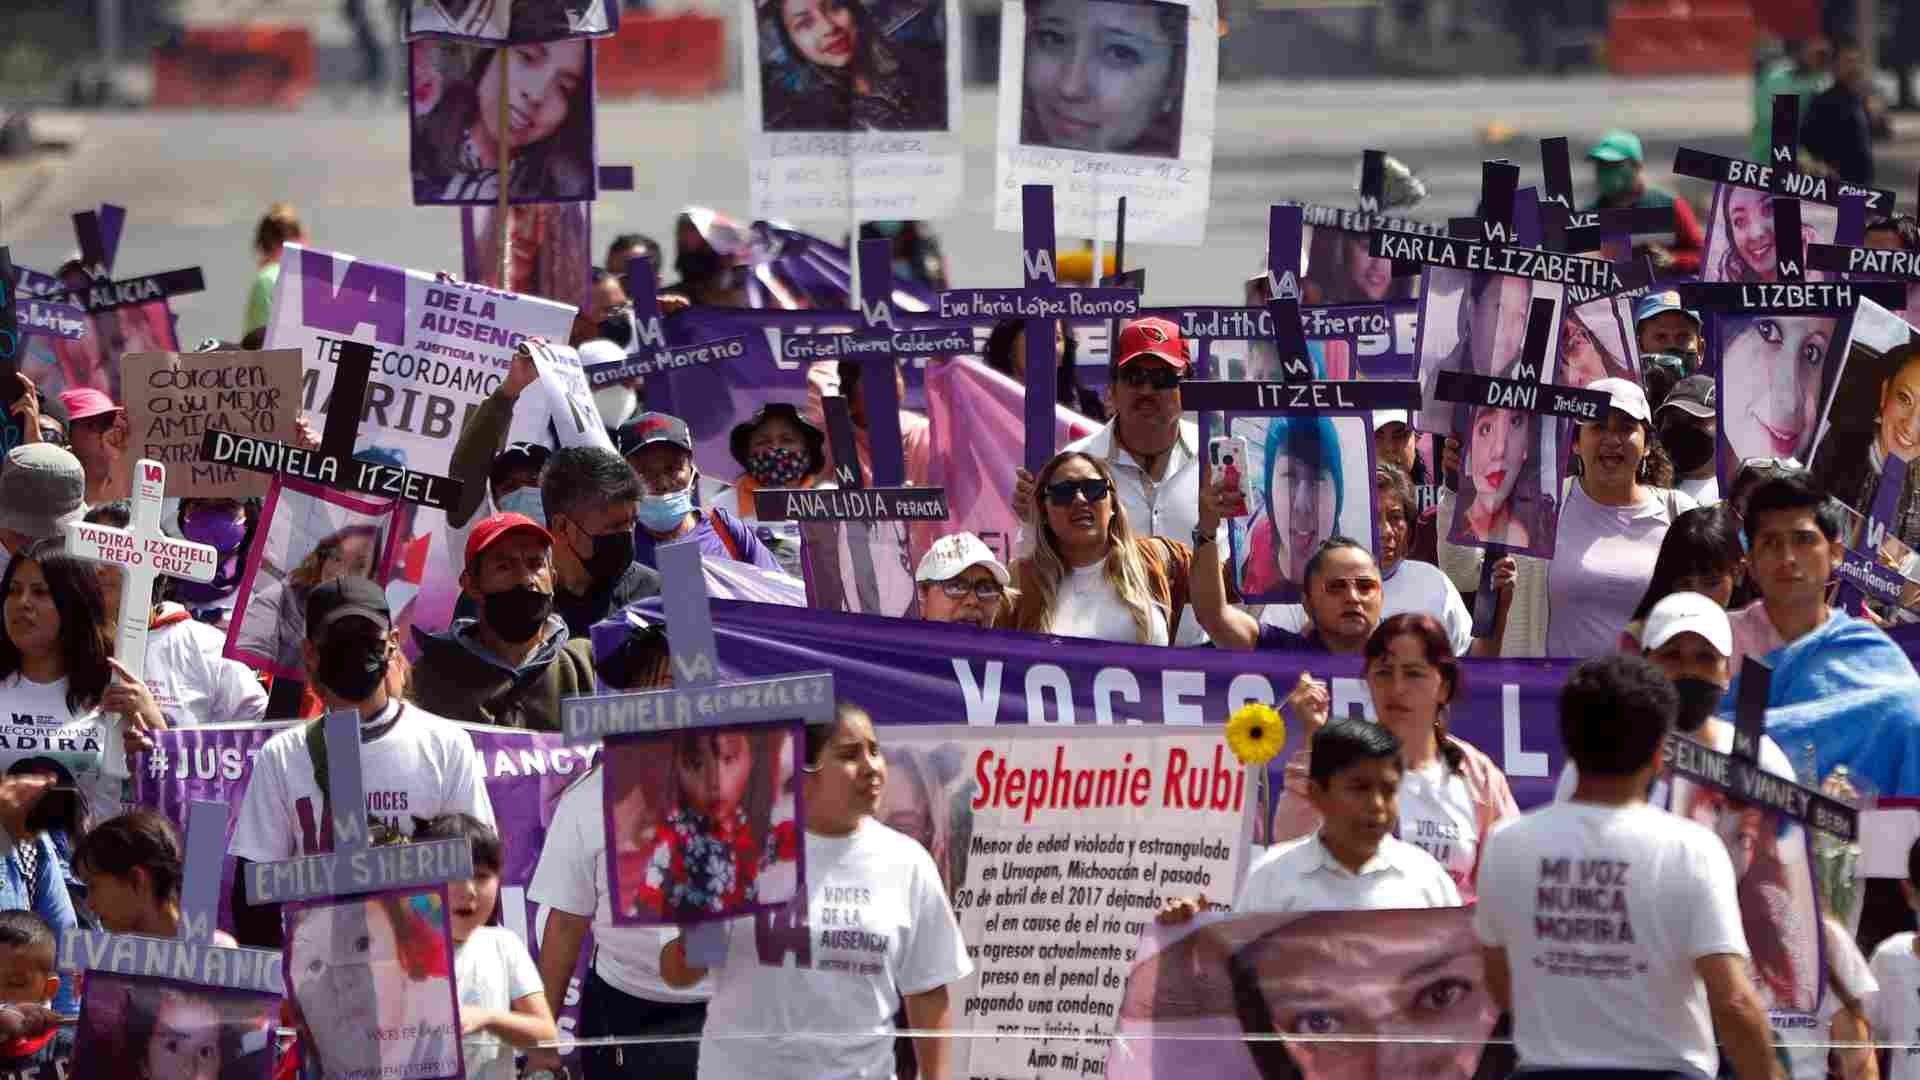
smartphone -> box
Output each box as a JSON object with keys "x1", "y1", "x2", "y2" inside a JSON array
[{"x1": 1209, "y1": 436, "x2": 1250, "y2": 518}]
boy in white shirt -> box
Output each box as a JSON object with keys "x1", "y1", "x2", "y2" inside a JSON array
[
  {"x1": 1868, "y1": 837, "x2": 1920, "y2": 1080},
  {"x1": 1475, "y1": 656, "x2": 1782, "y2": 1080}
]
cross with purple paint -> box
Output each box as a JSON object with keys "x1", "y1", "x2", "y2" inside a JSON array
[{"x1": 582, "y1": 255, "x2": 752, "y2": 390}]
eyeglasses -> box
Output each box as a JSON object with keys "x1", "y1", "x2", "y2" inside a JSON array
[
  {"x1": 937, "y1": 577, "x2": 1005, "y2": 601},
  {"x1": 1044, "y1": 478, "x2": 1111, "y2": 506},
  {"x1": 1116, "y1": 365, "x2": 1182, "y2": 391}
]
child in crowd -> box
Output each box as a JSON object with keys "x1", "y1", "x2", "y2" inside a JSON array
[
  {"x1": 0, "y1": 911, "x2": 71, "y2": 1078},
  {"x1": 1870, "y1": 837, "x2": 1920, "y2": 1079},
  {"x1": 73, "y1": 809, "x2": 238, "y2": 945},
  {"x1": 418, "y1": 814, "x2": 557, "y2": 1080}
]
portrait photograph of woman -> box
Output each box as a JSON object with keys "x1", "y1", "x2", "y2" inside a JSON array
[
  {"x1": 1018, "y1": 0, "x2": 1188, "y2": 158},
  {"x1": 1809, "y1": 299, "x2": 1920, "y2": 553},
  {"x1": 1702, "y1": 187, "x2": 1838, "y2": 284},
  {"x1": 74, "y1": 974, "x2": 280, "y2": 1080},
  {"x1": 228, "y1": 484, "x2": 395, "y2": 679},
  {"x1": 1413, "y1": 270, "x2": 1561, "y2": 434},
  {"x1": 757, "y1": 0, "x2": 950, "y2": 132},
  {"x1": 1229, "y1": 413, "x2": 1375, "y2": 603},
  {"x1": 410, "y1": 38, "x2": 595, "y2": 205},
  {"x1": 1304, "y1": 225, "x2": 1415, "y2": 307},
  {"x1": 1718, "y1": 313, "x2": 1839, "y2": 466}
]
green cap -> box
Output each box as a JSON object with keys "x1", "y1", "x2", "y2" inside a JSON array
[{"x1": 1587, "y1": 130, "x2": 1644, "y2": 164}]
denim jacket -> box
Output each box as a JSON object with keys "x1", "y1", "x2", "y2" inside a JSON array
[{"x1": 0, "y1": 830, "x2": 81, "y2": 1015}]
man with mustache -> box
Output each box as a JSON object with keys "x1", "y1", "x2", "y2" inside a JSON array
[{"x1": 913, "y1": 532, "x2": 1010, "y2": 629}]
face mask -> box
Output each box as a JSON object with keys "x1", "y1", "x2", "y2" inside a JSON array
[
  {"x1": 567, "y1": 519, "x2": 637, "y2": 585},
  {"x1": 1596, "y1": 164, "x2": 1636, "y2": 199},
  {"x1": 675, "y1": 247, "x2": 723, "y2": 282},
  {"x1": 1660, "y1": 422, "x2": 1715, "y2": 473},
  {"x1": 746, "y1": 447, "x2": 809, "y2": 487},
  {"x1": 496, "y1": 485, "x2": 546, "y2": 526},
  {"x1": 1671, "y1": 676, "x2": 1725, "y2": 733},
  {"x1": 318, "y1": 637, "x2": 389, "y2": 702},
  {"x1": 481, "y1": 585, "x2": 554, "y2": 643},
  {"x1": 181, "y1": 511, "x2": 248, "y2": 553},
  {"x1": 638, "y1": 484, "x2": 696, "y2": 534}
]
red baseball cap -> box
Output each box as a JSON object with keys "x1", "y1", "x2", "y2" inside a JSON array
[
  {"x1": 465, "y1": 512, "x2": 552, "y2": 568},
  {"x1": 58, "y1": 387, "x2": 122, "y2": 423},
  {"x1": 1114, "y1": 316, "x2": 1191, "y2": 372}
]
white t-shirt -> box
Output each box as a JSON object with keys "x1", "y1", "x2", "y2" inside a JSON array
[
  {"x1": 1473, "y1": 801, "x2": 1748, "y2": 1077},
  {"x1": 1262, "y1": 558, "x2": 1474, "y2": 655},
  {"x1": 525, "y1": 768, "x2": 713, "y2": 1003},
  {"x1": 1677, "y1": 472, "x2": 1721, "y2": 507},
  {"x1": 1870, "y1": 933, "x2": 1920, "y2": 1080},
  {"x1": 1552, "y1": 721, "x2": 1797, "y2": 809},
  {"x1": 144, "y1": 606, "x2": 266, "y2": 727},
  {"x1": 456, "y1": 925, "x2": 545, "y2": 1080},
  {"x1": 698, "y1": 818, "x2": 973, "y2": 1080},
  {"x1": 1397, "y1": 760, "x2": 1482, "y2": 890},
  {"x1": 1782, "y1": 917, "x2": 1876, "y2": 1080},
  {"x1": 1047, "y1": 563, "x2": 1170, "y2": 646},
  {"x1": 1234, "y1": 832, "x2": 1461, "y2": 913},
  {"x1": 227, "y1": 702, "x2": 496, "y2": 861},
  {"x1": 0, "y1": 673, "x2": 116, "y2": 812}
]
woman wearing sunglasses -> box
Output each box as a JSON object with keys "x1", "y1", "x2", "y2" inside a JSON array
[{"x1": 1002, "y1": 451, "x2": 1196, "y2": 645}]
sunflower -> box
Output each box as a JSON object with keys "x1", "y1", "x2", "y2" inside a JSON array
[{"x1": 1225, "y1": 702, "x2": 1286, "y2": 767}]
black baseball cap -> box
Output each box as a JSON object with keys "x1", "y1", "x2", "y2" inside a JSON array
[
  {"x1": 1657, "y1": 374, "x2": 1716, "y2": 421},
  {"x1": 305, "y1": 576, "x2": 391, "y2": 640},
  {"x1": 488, "y1": 442, "x2": 552, "y2": 491}
]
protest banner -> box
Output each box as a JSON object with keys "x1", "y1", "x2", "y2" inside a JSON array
[
  {"x1": 120, "y1": 348, "x2": 301, "y2": 499},
  {"x1": 587, "y1": 255, "x2": 752, "y2": 392},
  {"x1": 408, "y1": 0, "x2": 616, "y2": 42},
  {"x1": 995, "y1": 0, "x2": 1220, "y2": 245},
  {"x1": 460, "y1": 202, "x2": 593, "y2": 308},
  {"x1": 742, "y1": 0, "x2": 964, "y2": 221},
  {"x1": 409, "y1": 37, "x2": 598, "y2": 205},
  {"x1": 889, "y1": 724, "x2": 1252, "y2": 1080}
]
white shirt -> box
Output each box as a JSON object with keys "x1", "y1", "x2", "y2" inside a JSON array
[
  {"x1": 1473, "y1": 801, "x2": 1748, "y2": 1077},
  {"x1": 1396, "y1": 760, "x2": 1483, "y2": 891},
  {"x1": 0, "y1": 673, "x2": 115, "y2": 811},
  {"x1": 698, "y1": 818, "x2": 973, "y2": 1080},
  {"x1": 1261, "y1": 558, "x2": 1473, "y2": 654},
  {"x1": 1677, "y1": 472, "x2": 1721, "y2": 507},
  {"x1": 1782, "y1": 917, "x2": 1875, "y2": 1080},
  {"x1": 1869, "y1": 933, "x2": 1920, "y2": 1080},
  {"x1": 1061, "y1": 418, "x2": 1212, "y2": 547},
  {"x1": 525, "y1": 768, "x2": 713, "y2": 1003},
  {"x1": 1048, "y1": 563, "x2": 1171, "y2": 646},
  {"x1": 456, "y1": 926, "x2": 545, "y2": 1080},
  {"x1": 1234, "y1": 832, "x2": 1461, "y2": 913},
  {"x1": 143, "y1": 604, "x2": 266, "y2": 727},
  {"x1": 1553, "y1": 721, "x2": 1797, "y2": 809},
  {"x1": 227, "y1": 702, "x2": 496, "y2": 861}
]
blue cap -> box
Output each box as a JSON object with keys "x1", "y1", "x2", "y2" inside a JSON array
[{"x1": 1633, "y1": 290, "x2": 1700, "y2": 329}]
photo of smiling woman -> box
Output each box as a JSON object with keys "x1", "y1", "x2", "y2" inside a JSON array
[
  {"x1": 410, "y1": 38, "x2": 594, "y2": 205},
  {"x1": 285, "y1": 889, "x2": 462, "y2": 1080},
  {"x1": 1719, "y1": 314, "x2": 1837, "y2": 466},
  {"x1": 1304, "y1": 225, "x2": 1414, "y2": 306},
  {"x1": 1703, "y1": 187, "x2": 1838, "y2": 283},
  {"x1": 75, "y1": 975, "x2": 279, "y2": 1080},
  {"x1": 1019, "y1": 0, "x2": 1188, "y2": 158},
  {"x1": 1234, "y1": 415, "x2": 1374, "y2": 602},
  {"x1": 1809, "y1": 301, "x2": 1920, "y2": 554},
  {"x1": 757, "y1": 0, "x2": 949, "y2": 131}
]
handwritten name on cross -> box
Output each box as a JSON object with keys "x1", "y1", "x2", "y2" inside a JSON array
[
  {"x1": 58, "y1": 207, "x2": 206, "y2": 316},
  {"x1": 1809, "y1": 181, "x2": 1920, "y2": 283},
  {"x1": 60, "y1": 801, "x2": 285, "y2": 1003},
  {"x1": 245, "y1": 711, "x2": 476, "y2": 906},
  {"x1": 753, "y1": 394, "x2": 950, "y2": 525},
  {"x1": 937, "y1": 185, "x2": 1142, "y2": 472},
  {"x1": 1673, "y1": 95, "x2": 1897, "y2": 217},
  {"x1": 583, "y1": 255, "x2": 752, "y2": 389},
  {"x1": 1663, "y1": 658, "x2": 1860, "y2": 842},
  {"x1": 198, "y1": 339, "x2": 465, "y2": 511}
]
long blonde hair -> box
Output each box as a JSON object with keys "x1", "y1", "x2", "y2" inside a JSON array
[{"x1": 1008, "y1": 452, "x2": 1161, "y2": 643}]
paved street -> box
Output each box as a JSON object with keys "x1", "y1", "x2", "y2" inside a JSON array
[{"x1": 0, "y1": 75, "x2": 1828, "y2": 346}]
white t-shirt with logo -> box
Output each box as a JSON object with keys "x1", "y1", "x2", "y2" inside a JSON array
[
  {"x1": 1262, "y1": 558, "x2": 1473, "y2": 655},
  {"x1": 455, "y1": 925, "x2": 544, "y2": 1080},
  {"x1": 1397, "y1": 760, "x2": 1482, "y2": 890},
  {"x1": 1473, "y1": 801, "x2": 1748, "y2": 1077},
  {"x1": 525, "y1": 767, "x2": 713, "y2": 1004},
  {"x1": 0, "y1": 673, "x2": 115, "y2": 812},
  {"x1": 1870, "y1": 934, "x2": 1920, "y2": 1080},
  {"x1": 143, "y1": 607, "x2": 267, "y2": 727},
  {"x1": 697, "y1": 818, "x2": 973, "y2": 1080},
  {"x1": 1048, "y1": 564, "x2": 1171, "y2": 646},
  {"x1": 227, "y1": 702, "x2": 495, "y2": 861}
]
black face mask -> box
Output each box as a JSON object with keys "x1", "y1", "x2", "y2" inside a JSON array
[
  {"x1": 1660, "y1": 422, "x2": 1715, "y2": 474},
  {"x1": 564, "y1": 519, "x2": 636, "y2": 588},
  {"x1": 598, "y1": 306, "x2": 634, "y2": 348},
  {"x1": 675, "y1": 247, "x2": 723, "y2": 283},
  {"x1": 482, "y1": 585, "x2": 554, "y2": 643},
  {"x1": 318, "y1": 638, "x2": 390, "y2": 702},
  {"x1": 1671, "y1": 676, "x2": 1725, "y2": 733}
]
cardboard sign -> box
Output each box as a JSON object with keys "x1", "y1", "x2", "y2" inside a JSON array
[{"x1": 121, "y1": 349, "x2": 301, "y2": 499}]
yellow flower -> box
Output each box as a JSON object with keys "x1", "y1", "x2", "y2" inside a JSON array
[{"x1": 1225, "y1": 702, "x2": 1286, "y2": 767}]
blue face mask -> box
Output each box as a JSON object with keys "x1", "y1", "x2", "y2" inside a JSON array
[
  {"x1": 496, "y1": 485, "x2": 546, "y2": 526},
  {"x1": 637, "y1": 482, "x2": 696, "y2": 533}
]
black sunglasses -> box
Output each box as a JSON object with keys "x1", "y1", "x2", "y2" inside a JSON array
[
  {"x1": 1044, "y1": 478, "x2": 1111, "y2": 506},
  {"x1": 1116, "y1": 365, "x2": 1182, "y2": 390},
  {"x1": 937, "y1": 577, "x2": 1005, "y2": 601}
]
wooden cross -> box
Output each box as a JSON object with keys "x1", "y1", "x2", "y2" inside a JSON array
[
  {"x1": 1807, "y1": 181, "x2": 1920, "y2": 286},
  {"x1": 1672, "y1": 95, "x2": 1897, "y2": 221},
  {"x1": 198, "y1": 339, "x2": 465, "y2": 510},
  {"x1": 57, "y1": 206, "x2": 207, "y2": 317},
  {"x1": 1534, "y1": 136, "x2": 1675, "y2": 255},
  {"x1": 582, "y1": 255, "x2": 751, "y2": 391}
]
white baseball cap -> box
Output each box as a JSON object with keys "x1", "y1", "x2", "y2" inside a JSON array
[
  {"x1": 1587, "y1": 376, "x2": 1652, "y2": 424},
  {"x1": 915, "y1": 531, "x2": 1010, "y2": 586},
  {"x1": 1372, "y1": 410, "x2": 1411, "y2": 431},
  {"x1": 1640, "y1": 591, "x2": 1732, "y2": 657}
]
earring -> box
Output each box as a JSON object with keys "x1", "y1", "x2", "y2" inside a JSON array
[{"x1": 1160, "y1": 97, "x2": 1174, "y2": 116}]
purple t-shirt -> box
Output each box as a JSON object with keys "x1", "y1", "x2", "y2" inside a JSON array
[{"x1": 1546, "y1": 484, "x2": 1689, "y2": 658}]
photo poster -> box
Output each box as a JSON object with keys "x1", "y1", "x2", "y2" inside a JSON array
[
  {"x1": 24, "y1": 297, "x2": 179, "y2": 403},
  {"x1": 995, "y1": 0, "x2": 1220, "y2": 245},
  {"x1": 668, "y1": 307, "x2": 858, "y2": 485},
  {"x1": 409, "y1": 37, "x2": 597, "y2": 206},
  {"x1": 1302, "y1": 221, "x2": 1421, "y2": 308},
  {"x1": 742, "y1": 0, "x2": 964, "y2": 221},
  {"x1": 119, "y1": 348, "x2": 303, "y2": 500},
  {"x1": 1702, "y1": 185, "x2": 1840, "y2": 284},
  {"x1": 1809, "y1": 298, "x2": 1920, "y2": 576},
  {"x1": 1413, "y1": 270, "x2": 1567, "y2": 560},
  {"x1": 1709, "y1": 308, "x2": 1847, "y2": 478},
  {"x1": 602, "y1": 720, "x2": 804, "y2": 927},
  {"x1": 883, "y1": 724, "x2": 1252, "y2": 1080},
  {"x1": 225, "y1": 480, "x2": 403, "y2": 679},
  {"x1": 252, "y1": 243, "x2": 577, "y2": 655},
  {"x1": 1224, "y1": 414, "x2": 1376, "y2": 605},
  {"x1": 1113, "y1": 907, "x2": 1507, "y2": 1080},
  {"x1": 407, "y1": 0, "x2": 616, "y2": 44},
  {"x1": 460, "y1": 202, "x2": 593, "y2": 310},
  {"x1": 796, "y1": 518, "x2": 921, "y2": 617},
  {"x1": 74, "y1": 973, "x2": 281, "y2": 1080},
  {"x1": 284, "y1": 887, "x2": 466, "y2": 1080}
]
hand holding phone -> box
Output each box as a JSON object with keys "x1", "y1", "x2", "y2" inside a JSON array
[{"x1": 1209, "y1": 436, "x2": 1251, "y2": 518}]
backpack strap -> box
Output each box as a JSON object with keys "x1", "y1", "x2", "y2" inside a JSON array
[{"x1": 303, "y1": 717, "x2": 329, "y2": 847}]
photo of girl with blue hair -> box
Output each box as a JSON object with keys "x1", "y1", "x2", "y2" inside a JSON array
[{"x1": 1233, "y1": 414, "x2": 1373, "y2": 601}]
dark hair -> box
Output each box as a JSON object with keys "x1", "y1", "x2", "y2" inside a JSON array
[
  {"x1": 1364, "y1": 613, "x2": 1463, "y2": 775},
  {"x1": 0, "y1": 539, "x2": 112, "y2": 712},
  {"x1": 805, "y1": 703, "x2": 870, "y2": 768},
  {"x1": 1866, "y1": 215, "x2": 1920, "y2": 252},
  {"x1": 254, "y1": 203, "x2": 302, "y2": 257},
  {"x1": 0, "y1": 910, "x2": 55, "y2": 974},
  {"x1": 1629, "y1": 505, "x2": 1745, "y2": 622},
  {"x1": 607, "y1": 233, "x2": 659, "y2": 269},
  {"x1": 1307, "y1": 717, "x2": 1402, "y2": 786},
  {"x1": 542, "y1": 446, "x2": 642, "y2": 524},
  {"x1": 127, "y1": 984, "x2": 248, "y2": 1078},
  {"x1": 1742, "y1": 471, "x2": 1846, "y2": 545},
  {"x1": 8, "y1": 756, "x2": 86, "y2": 839},
  {"x1": 1301, "y1": 536, "x2": 1374, "y2": 592},
  {"x1": 74, "y1": 809, "x2": 183, "y2": 905},
  {"x1": 1559, "y1": 656, "x2": 1676, "y2": 778},
  {"x1": 418, "y1": 812, "x2": 503, "y2": 875},
  {"x1": 1908, "y1": 834, "x2": 1920, "y2": 887},
  {"x1": 1373, "y1": 462, "x2": 1415, "y2": 525}
]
